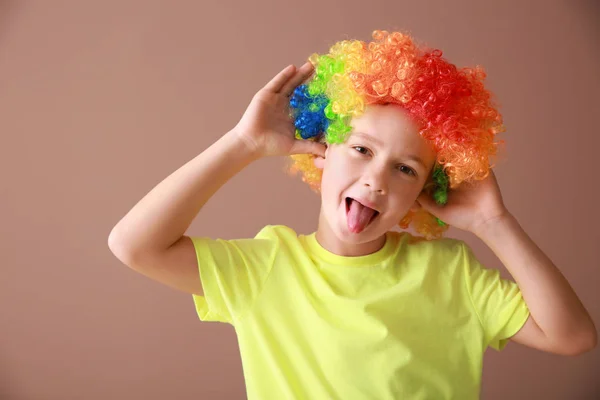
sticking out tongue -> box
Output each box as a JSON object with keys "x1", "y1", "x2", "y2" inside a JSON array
[{"x1": 347, "y1": 198, "x2": 377, "y2": 234}]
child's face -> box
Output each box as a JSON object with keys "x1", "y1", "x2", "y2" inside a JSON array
[{"x1": 313, "y1": 104, "x2": 436, "y2": 255}]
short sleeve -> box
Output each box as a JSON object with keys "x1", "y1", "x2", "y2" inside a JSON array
[
  {"x1": 190, "y1": 226, "x2": 279, "y2": 325},
  {"x1": 461, "y1": 242, "x2": 530, "y2": 351}
]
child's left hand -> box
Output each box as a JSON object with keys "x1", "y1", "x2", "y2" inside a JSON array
[{"x1": 415, "y1": 169, "x2": 509, "y2": 236}]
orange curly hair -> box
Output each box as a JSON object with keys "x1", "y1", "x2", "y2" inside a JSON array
[{"x1": 285, "y1": 30, "x2": 505, "y2": 239}]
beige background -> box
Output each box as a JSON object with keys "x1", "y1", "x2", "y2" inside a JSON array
[{"x1": 1, "y1": 0, "x2": 599, "y2": 399}]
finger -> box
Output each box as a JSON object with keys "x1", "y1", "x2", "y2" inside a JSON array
[
  {"x1": 263, "y1": 65, "x2": 296, "y2": 93},
  {"x1": 280, "y1": 61, "x2": 314, "y2": 97},
  {"x1": 289, "y1": 139, "x2": 327, "y2": 158}
]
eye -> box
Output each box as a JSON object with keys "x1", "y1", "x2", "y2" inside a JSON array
[
  {"x1": 398, "y1": 165, "x2": 416, "y2": 176},
  {"x1": 353, "y1": 146, "x2": 417, "y2": 176},
  {"x1": 353, "y1": 146, "x2": 369, "y2": 155}
]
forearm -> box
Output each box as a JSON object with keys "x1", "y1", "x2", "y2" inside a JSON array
[
  {"x1": 475, "y1": 212, "x2": 597, "y2": 344},
  {"x1": 109, "y1": 128, "x2": 261, "y2": 258}
]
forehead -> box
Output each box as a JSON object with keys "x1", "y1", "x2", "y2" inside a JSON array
[
  {"x1": 345, "y1": 104, "x2": 436, "y2": 167},
  {"x1": 349, "y1": 104, "x2": 423, "y2": 146},
  {"x1": 351, "y1": 104, "x2": 419, "y2": 133}
]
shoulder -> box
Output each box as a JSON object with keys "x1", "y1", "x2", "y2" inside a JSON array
[
  {"x1": 399, "y1": 231, "x2": 466, "y2": 257},
  {"x1": 396, "y1": 231, "x2": 474, "y2": 276},
  {"x1": 255, "y1": 224, "x2": 300, "y2": 243}
]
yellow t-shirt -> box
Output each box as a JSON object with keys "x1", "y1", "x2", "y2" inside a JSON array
[{"x1": 191, "y1": 225, "x2": 530, "y2": 400}]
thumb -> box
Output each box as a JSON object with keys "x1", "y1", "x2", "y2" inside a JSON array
[{"x1": 290, "y1": 139, "x2": 327, "y2": 158}]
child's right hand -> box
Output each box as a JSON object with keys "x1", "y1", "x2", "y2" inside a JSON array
[{"x1": 233, "y1": 62, "x2": 328, "y2": 159}]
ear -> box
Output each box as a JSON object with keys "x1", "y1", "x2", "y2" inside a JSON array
[
  {"x1": 313, "y1": 155, "x2": 325, "y2": 169},
  {"x1": 313, "y1": 144, "x2": 328, "y2": 169}
]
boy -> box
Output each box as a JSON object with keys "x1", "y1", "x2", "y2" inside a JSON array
[{"x1": 108, "y1": 31, "x2": 596, "y2": 399}]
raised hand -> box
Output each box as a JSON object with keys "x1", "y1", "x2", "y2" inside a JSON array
[{"x1": 233, "y1": 62, "x2": 328, "y2": 159}]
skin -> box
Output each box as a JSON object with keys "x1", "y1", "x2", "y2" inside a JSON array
[
  {"x1": 311, "y1": 102, "x2": 596, "y2": 355},
  {"x1": 313, "y1": 103, "x2": 436, "y2": 257},
  {"x1": 112, "y1": 60, "x2": 596, "y2": 356}
]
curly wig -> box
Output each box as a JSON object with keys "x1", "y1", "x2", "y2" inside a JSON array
[{"x1": 285, "y1": 30, "x2": 505, "y2": 239}]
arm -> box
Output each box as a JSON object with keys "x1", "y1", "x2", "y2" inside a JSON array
[
  {"x1": 108, "y1": 128, "x2": 261, "y2": 294},
  {"x1": 108, "y1": 62, "x2": 326, "y2": 295},
  {"x1": 474, "y1": 212, "x2": 597, "y2": 355},
  {"x1": 417, "y1": 170, "x2": 597, "y2": 355}
]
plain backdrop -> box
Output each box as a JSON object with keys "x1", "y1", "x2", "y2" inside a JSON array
[{"x1": 1, "y1": 0, "x2": 599, "y2": 399}]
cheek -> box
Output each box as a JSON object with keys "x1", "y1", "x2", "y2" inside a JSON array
[
  {"x1": 323, "y1": 154, "x2": 354, "y2": 182},
  {"x1": 386, "y1": 182, "x2": 423, "y2": 209},
  {"x1": 321, "y1": 161, "x2": 353, "y2": 206}
]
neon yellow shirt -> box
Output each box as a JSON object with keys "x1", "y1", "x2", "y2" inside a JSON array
[{"x1": 191, "y1": 225, "x2": 529, "y2": 399}]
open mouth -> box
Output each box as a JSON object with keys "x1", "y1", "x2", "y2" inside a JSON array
[{"x1": 345, "y1": 197, "x2": 380, "y2": 225}]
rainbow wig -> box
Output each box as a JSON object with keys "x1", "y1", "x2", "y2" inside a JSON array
[{"x1": 285, "y1": 30, "x2": 505, "y2": 239}]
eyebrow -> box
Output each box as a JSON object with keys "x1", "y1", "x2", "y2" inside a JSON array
[{"x1": 350, "y1": 132, "x2": 427, "y2": 168}]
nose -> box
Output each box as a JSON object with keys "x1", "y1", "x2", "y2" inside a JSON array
[{"x1": 362, "y1": 162, "x2": 389, "y2": 195}]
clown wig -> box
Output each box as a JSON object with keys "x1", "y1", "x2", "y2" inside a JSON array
[{"x1": 285, "y1": 30, "x2": 505, "y2": 239}]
